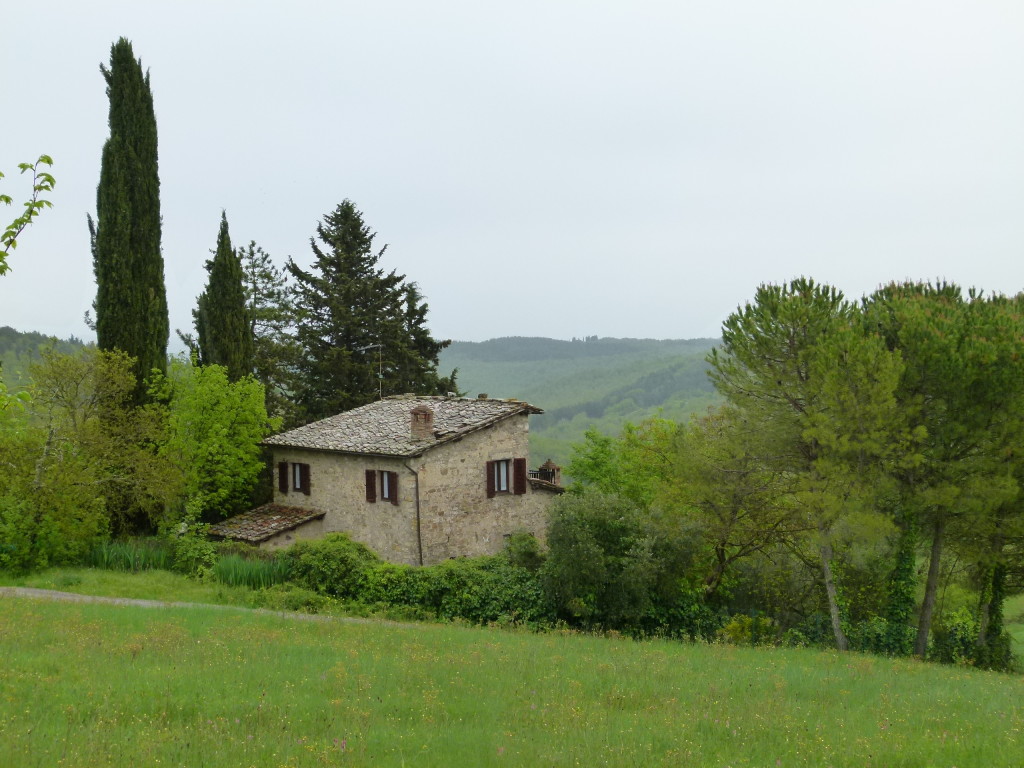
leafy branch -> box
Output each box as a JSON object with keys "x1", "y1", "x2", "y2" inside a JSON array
[{"x1": 1, "y1": 154, "x2": 55, "y2": 274}]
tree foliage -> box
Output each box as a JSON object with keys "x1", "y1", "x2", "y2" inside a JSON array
[
  {"x1": 0, "y1": 349, "x2": 179, "y2": 569},
  {"x1": 190, "y1": 212, "x2": 254, "y2": 381},
  {"x1": 286, "y1": 201, "x2": 453, "y2": 422},
  {"x1": 151, "y1": 358, "x2": 276, "y2": 521},
  {"x1": 1, "y1": 155, "x2": 55, "y2": 273},
  {"x1": 89, "y1": 38, "x2": 167, "y2": 403},
  {"x1": 238, "y1": 239, "x2": 298, "y2": 423}
]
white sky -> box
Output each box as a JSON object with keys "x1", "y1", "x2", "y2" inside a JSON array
[{"x1": 3, "y1": 1, "x2": 1023, "y2": 344}]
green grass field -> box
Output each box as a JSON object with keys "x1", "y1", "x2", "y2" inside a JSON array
[{"x1": 2, "y1": 587, "x2": 1023, "y2": 767}]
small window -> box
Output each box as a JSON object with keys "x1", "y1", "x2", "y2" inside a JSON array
[
  {"x1": 279, "y1": 461, "x2": 311, "y2": 495},
  {"x1": 365, "y1": 469, "x2": 399, "y2": 505},
  {"x1": 495, "y1": 459, "x2": 510, "y2": 493},
  {"x1": 487, "y1": 458, "x2": 527, "y2": 498}
]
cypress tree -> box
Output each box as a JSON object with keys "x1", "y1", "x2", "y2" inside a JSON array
[
  {"x1": 88, "y1": 38, "x2": 167, "y2": 403},
  {"x1": 193, "y1": 212, "x2": 253, "y2": 381}
]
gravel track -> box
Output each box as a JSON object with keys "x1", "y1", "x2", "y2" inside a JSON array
[{"x1": 0, "y1": 586, "x2": 399, "y2": 626}]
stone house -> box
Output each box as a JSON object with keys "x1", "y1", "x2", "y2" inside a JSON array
[{"x1": 210, "y1": 394, "x2": 562, "y2": 565}]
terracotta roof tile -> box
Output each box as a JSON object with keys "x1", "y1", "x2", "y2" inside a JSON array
[
  {"x1": 263, "y1": 395, "x2": 543, "y2": 457},
  {"x1": 209, "y1": 504, "x2": 326, "y2": 544}
]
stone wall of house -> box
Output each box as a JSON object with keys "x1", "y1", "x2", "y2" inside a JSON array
[
  {"x1": 271, "y1": 412, "x2": 558, "y2": 566},
  {"x1": 272, "y1": 448, "x2": 420, "y2": 564},
  {"x1": 258, "y1": 516, "x2": 326, "y2": 550},
  {"x1": 413, "y1": 414, "x2": 555, "y2": 564}
]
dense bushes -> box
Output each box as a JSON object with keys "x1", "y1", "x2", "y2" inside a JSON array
[{"x1": 285, "y1": 533, "x2": 550, "y2": 626}]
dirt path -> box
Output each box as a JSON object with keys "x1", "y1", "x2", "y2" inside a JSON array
[{"x1": 0, "y1": 586, "x2": 399, "y2": 626}]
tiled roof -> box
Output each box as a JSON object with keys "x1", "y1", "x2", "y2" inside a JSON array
[
  {"x1": 209, "y1": 504, "x2": 326, "y2": 544},
  {"x1": 263, "y1": 395, "x2": 543, "y2": 457}
]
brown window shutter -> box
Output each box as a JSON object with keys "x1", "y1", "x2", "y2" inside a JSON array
[
  {"x1": 278, "y1": 462, "x2": 289, "y2": 494},
  {"x1": 365, "y1": 470, "x2": 377, "y2": 503},
  {"x1": 389, "y1": 471, "x2": 399, "y2": 505},
  {"x1": 513, "y1": 458, "x2": 527, "y2": 495},
  {"x1": 486, "y1": 460, "x2": 496, "y2": 498},
  {"x1": 300, "y1": 463, "x2": 311, "y2": 495}
]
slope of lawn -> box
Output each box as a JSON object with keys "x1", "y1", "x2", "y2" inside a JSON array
[{"x1": 2, "y1": 593, "x2": 1022, "y2": 768}]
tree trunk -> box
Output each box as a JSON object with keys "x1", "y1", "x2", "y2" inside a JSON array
[
  {"x1": 976, "y1": 578, "x2": 992, "y2": 650},
  {"x1": 914, "y1": 515, "x2": 946, "y2": 657},
  {"x1": 819, "y1": 541, "x2": 849, "y2": 651}
]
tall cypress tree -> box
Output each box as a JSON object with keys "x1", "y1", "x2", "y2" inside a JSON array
[
  {"x1": 287, "y1": 200, "x2": 452, "y2": 422},
  {"x1": 193, "y1": 212, "x2": 253, "y2": 381},
  {"x1": 88, "y1": 38, "x2": 167, "y2": 403}
]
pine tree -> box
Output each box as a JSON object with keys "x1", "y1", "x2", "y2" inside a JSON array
[
  {"x1": 192, "y1": 212, "x2": 253, "y2": 381},
  {"x1": 287, "y1": 200, "x2": 452, "y2": 422},
  {"x1": 88, "y1": 38, "x2": 167, "y2": 403},
  {"x1": 239, "y1": 239, "x2": 297, "y2": 421}
]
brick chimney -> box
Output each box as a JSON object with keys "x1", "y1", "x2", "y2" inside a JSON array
[{"x1": 410, "y1": 404, "x2": 434, "y2": 441}]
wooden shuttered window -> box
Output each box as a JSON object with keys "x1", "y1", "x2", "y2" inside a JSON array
[
  {"x1": 387, "y1": 471, "x2": 399, "y2": 506},
  {"x1": 367, "y1": 470, "x2": 401, "y2": 505},
  {"x1": 278, "y1": 462, "x2": 289, "y2": 494},
  {"x1": 486, "y1": 460, "x2": 496, "y2": 498},
  {"x1": 365, "y1": 470, "x2": 377, "y2": 503},
  {"x1": 299, "y1": 463, "x2": 311, "y2": 495},
  {"x1": 513, "y1": 458, "x2": 527, "y2": 495}
]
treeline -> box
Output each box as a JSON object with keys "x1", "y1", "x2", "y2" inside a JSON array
[{"x1": 564, "y1": 278, "x2": 1024, "y2": 670}]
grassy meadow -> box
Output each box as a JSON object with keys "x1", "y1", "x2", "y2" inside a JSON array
[{"x1": 2, "y1": 591, "x2": 1023, "y2": 767}]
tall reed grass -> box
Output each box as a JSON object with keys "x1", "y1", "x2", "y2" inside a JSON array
[
  {"x1": 86, "y1": 538, "x2": 173, "y2": 572},
  {"x1": 212, "y1": 553, "x2": 291, "y2": 589}
]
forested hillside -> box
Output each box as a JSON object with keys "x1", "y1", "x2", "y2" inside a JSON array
[
  {"x1": 0, "y1": 326, "x2": 86, "y2": 387},
  {"x1": 438, "y1": 336, "x2": 721, "y2": 466}
]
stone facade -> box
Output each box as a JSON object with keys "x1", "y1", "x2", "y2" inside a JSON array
[{"x1": 255, "y1": 396, "x2": 561, "y2": 565}]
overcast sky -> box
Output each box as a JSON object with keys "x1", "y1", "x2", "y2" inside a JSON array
[{"x1": 3, "y1": 1, "x2": 1023, "y2": 345}]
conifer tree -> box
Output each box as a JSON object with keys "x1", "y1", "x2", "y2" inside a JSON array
[
  {"x1": 239, "y1": 240, "x2": 297, "y2": 422},
  {"x1": 88, "y1": 38, "x2": 167, "y2": 403},
  {"x1": 287, "y1": 200, "x2": 452, "y2": 422},
  {"x1": 192, "y1": 212, "x2": 253, "y2": 381}
]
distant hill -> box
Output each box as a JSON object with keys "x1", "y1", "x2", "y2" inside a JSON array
[
  {"x1": 439, "y1": 336, "x2": 722, "y2": 467},
  {"x1": 0, "y1": 326, "x2": 87, "y2": 388}
]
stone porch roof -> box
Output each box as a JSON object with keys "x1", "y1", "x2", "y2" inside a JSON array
[
  {"x1": 263, "y1": 395, "x2": 543, "y2": 457},
  {"x1": 209, "y1": 504, "x2": 326, "y2": 544}
]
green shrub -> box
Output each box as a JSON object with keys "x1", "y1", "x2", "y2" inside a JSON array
[
  {"x1": 418, "y1": 557, "x2": 550, "y2": 625},
  {"x1": 286, "y1": 533, "x2": 381, "y2": 598},
  {"x1": 539, "y1": 492, "x2": 698, "y2": 635},
  {"x1": 929, "y1": 609, "x2": 978, "y2": 665},
  {"x1": 360, "y1": 561, "x2": 429, "y2": 606},
  {"x1": 848, "y1": 616, "x2": 916, "y2": 657},
  {"x1": 504, "y1": 531, "x2": 545, "y2": 572},
  {"x1": 717, "y1": 613, "x2": 779, "y2": 646},
  {"x1": 357, "y1": 555, "x2": 550, "y2": 626},
  {"x1": 172, "y1": 533, "x2": 217, "y2": 577},
  {"x1": 250, "y1": 583, "x2": 332, "y2": 614}
]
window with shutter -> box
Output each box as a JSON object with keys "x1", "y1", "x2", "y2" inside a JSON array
[
  {"x1": 513, "y1": 458, "x2": 527, "y2": 495},
  {"x1": 366, "y1": 470, "x2": 400, "y2": 504},
  {"x1": 386, "y1": 471, "x2": 399, "y2": 505},
  {"x1": 488, "y1": 459, "x2": 513, "y2": 496},
  {"x1": 366, "y1": 470, "x2": 377, "y2": 503},
  {"x1": 299, "y1": 463, "x2": 311, "y2": 495},
  {"x1": 278, "y1": 462, "x2": 288, "y2": 494}
]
